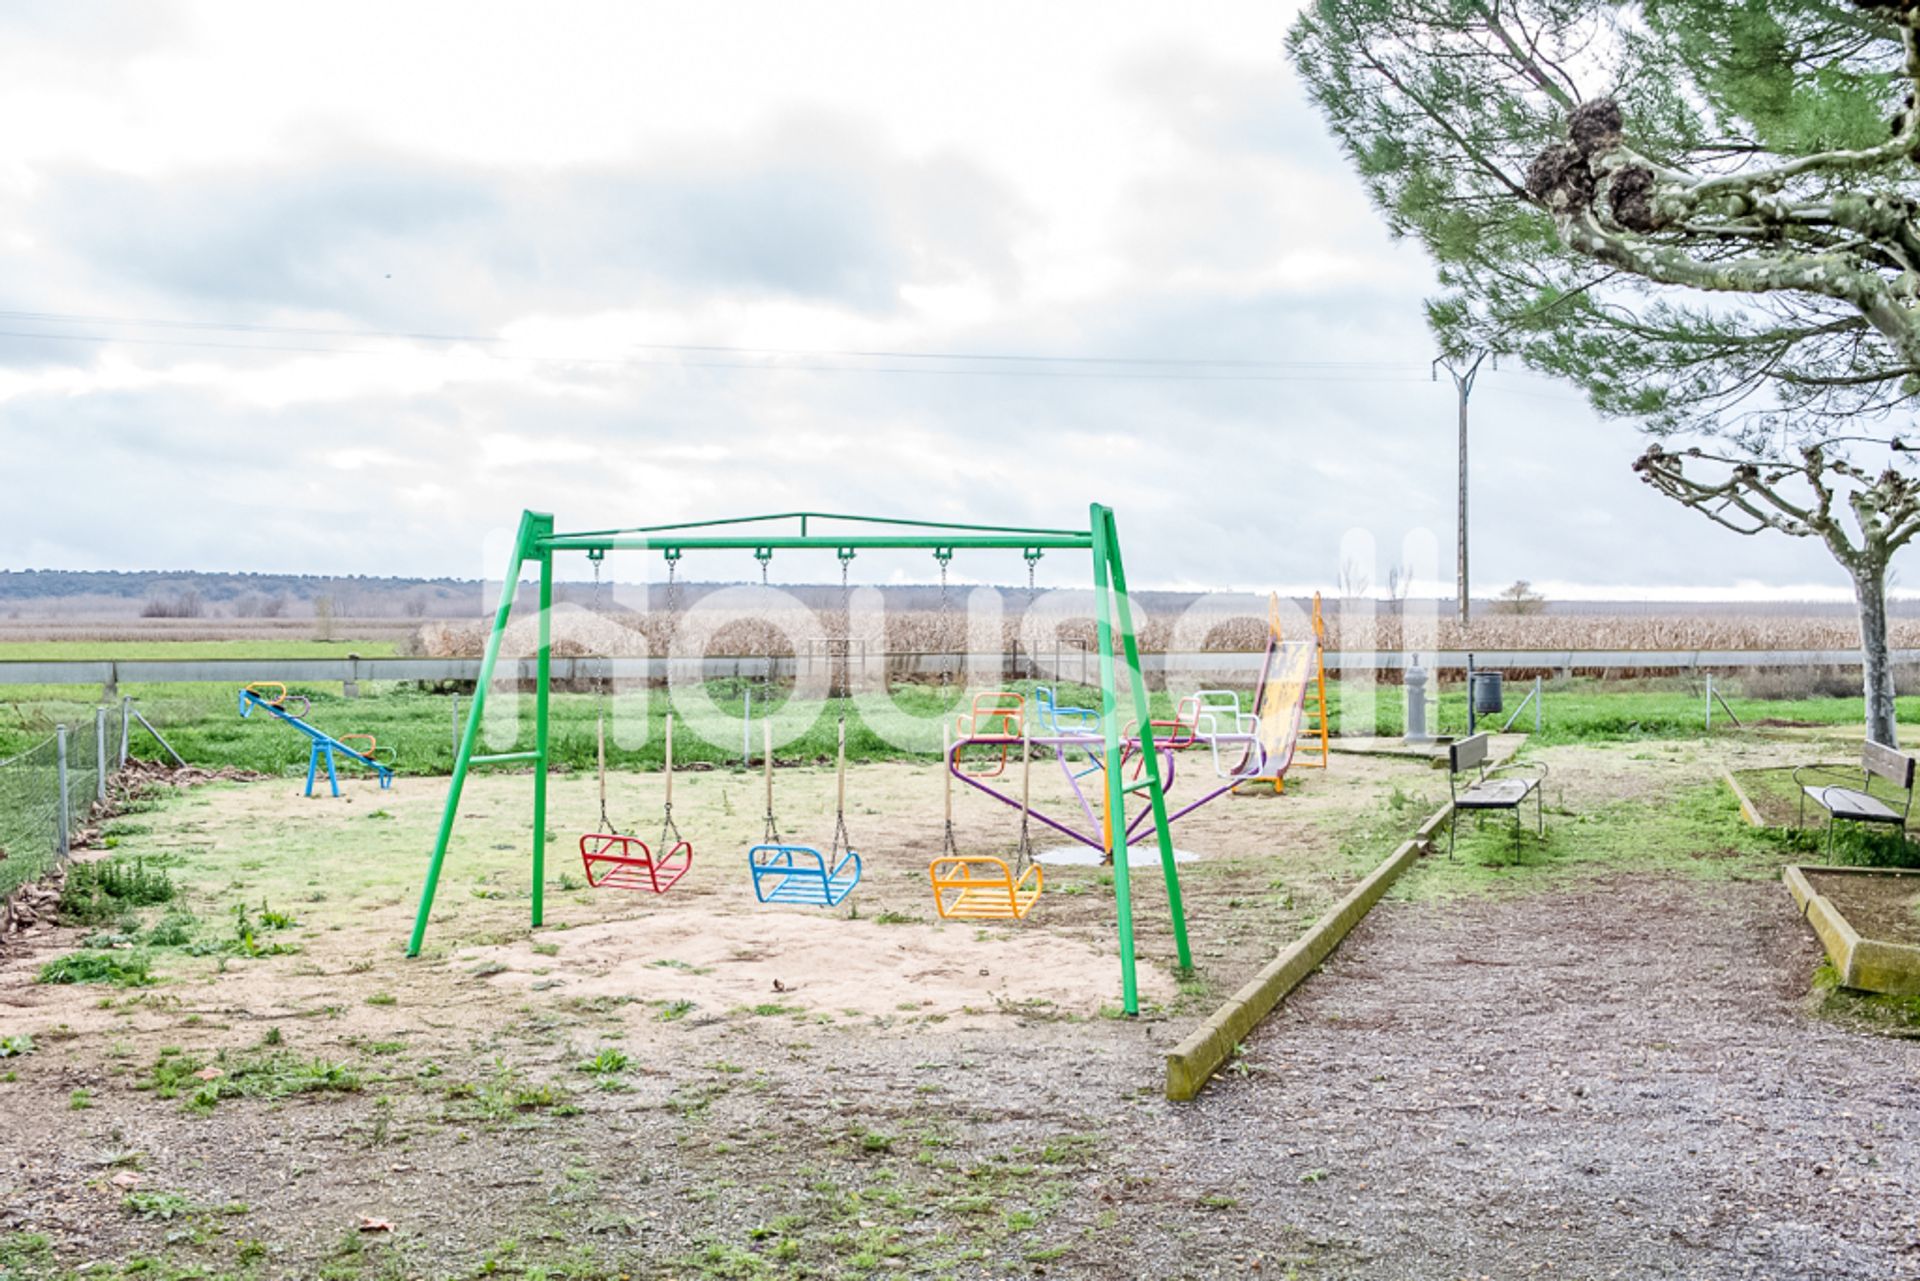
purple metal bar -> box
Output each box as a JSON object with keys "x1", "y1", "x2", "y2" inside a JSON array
[
  {"x1": 951, "y1": 737, "x2": 1103, "y2": 849},
  {"x1": 950, "y1": 731, "x2": 1262, "y2": 854}
]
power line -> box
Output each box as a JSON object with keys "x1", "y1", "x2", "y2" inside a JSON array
[
  {"x1": 0, "y1": 307, "x2": 1423, "y2": 375},
  {"x1": 0, "y1": 324, "x2": 1438, "y2": 384}
]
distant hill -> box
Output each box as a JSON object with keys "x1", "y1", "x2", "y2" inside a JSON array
[
  {"x1": 0, "y1": 568, "x2": 1908, "y2": 621},
  {"x1": 0, "y1": 568, "x2": 1277, "y2": 620}
]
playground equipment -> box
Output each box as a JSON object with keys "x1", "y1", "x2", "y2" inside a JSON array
[
  {"x1": 954, "y1": 690, "x2": 1024, "y2": 776},
  {"x1": 243, "y1": 682, "x2": 311, "y2": 719},
  {"x1": 931, "y1": 723, "x2": 1043, "y2": 920},
  {"x1": 406, "y1": 507, "x2": 1189, "y2": 1015},
  {"x1": 578, "y1": 713, "x2": 693, "y2": 893},
  {"x1": 1231, "y1": 593, "x2": 1328, "y2": 794},
  {"x1": 238, "y1": 685, "x2": 394, "y2": 797},
  {"x1": 946, "y1": 595, "x2": 1328, "y2": 853},
  {"x1": 749, "y1": 719, "x2": 863, "y2": 907}
]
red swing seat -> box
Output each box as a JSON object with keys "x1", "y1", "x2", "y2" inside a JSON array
[{"x1": 579, "y1": 832, "x2": 693, "y2": 894}]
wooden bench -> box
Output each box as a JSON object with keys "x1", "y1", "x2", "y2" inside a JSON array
[
  {"x1": 1796, "y1": 740, "x2": 1916, "y2": 856},
  {"x1": 1446, "y1": 733, "x2": 1547, "y2": 856}
]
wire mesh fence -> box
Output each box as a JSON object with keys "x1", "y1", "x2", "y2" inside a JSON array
[
  {"x1": 0, "y1": 735, "x2": 63, "y2": 900},
  {"x1": 0, "y1": 711, "x2": 130, "y2": 902}
]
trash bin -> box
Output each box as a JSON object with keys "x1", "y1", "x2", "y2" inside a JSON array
[{"x1": 1470, "y1": 671, "x2": 1504, "y2": 717}]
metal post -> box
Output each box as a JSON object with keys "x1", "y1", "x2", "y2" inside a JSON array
[
  {"x1": 531, "y1": 548, "x2": 553, "y2": 928},
  {"x1": 1466, "y1": 652, "x2": 1477, "y2": 736},
  {"x1": 1534, "y1": 675, "x2": 1542, "y2": 733},
  {"x1": 742, "y1": 689, "x2": 753, "y2": 765},
  {"x1": 409, "y1": 509, "x2": 550, "y2": 957},
  {"x1": 1088, "y1": 506, "x2": 1138, "y2": 1015},
  {"x1": 55, "y1": 724, "x2": 70, "y2": 858},
  {"x1": 1437, "y1": 351, "x2": 1486, "y2": 626},
  {"x1": 120, "y1": 696, "x2": 131, "y2": 767},
  {"x1": 94, "y1": 706, "x2": 108, "y2": 803},
  {"x1": 1705, "y1": 674, "x2": 1713, "y2": 730},
  {"x1": 451, "y1": 693, "x2": 460, "y2": 761},
  {"x1": 1099, "y1": 506, "x2": 1191, "y2": 978}
]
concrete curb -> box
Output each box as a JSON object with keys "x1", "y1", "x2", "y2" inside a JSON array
[
  {"x1": 1722, "y1": 767, "x2": 1766, "y2": 828},
  {"x1": 1163, "y1": 803, "x2": 1448, "y2": 1101},
  {"x1": 1785, "y1": 863, "x2": 1920, "y2": 995}
]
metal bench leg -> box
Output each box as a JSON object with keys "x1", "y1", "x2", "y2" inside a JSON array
[
  {"x1": 1536, "y1": 789, "x2": 1545, "y2": 837},
  {"x1": 1448, "y1": 807, "x2": 1458, "y2": 859}
]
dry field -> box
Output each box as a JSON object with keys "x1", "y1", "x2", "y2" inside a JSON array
[{"x1": 413, "y1": 605, "x2": 1914, "y2": 660}]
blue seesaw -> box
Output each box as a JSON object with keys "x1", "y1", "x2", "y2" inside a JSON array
[{"x1": 238, "y1": 684, "x2": 395, "y2": 798}]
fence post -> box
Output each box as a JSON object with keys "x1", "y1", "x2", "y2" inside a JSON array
[
  {"x1": 120, "y1": 696, "x2": 132, "y2": 767},
  {"x1": 56, "y1": 724, "x2": 70, "y2": 859},
  {"x1": 95, "y1": 706, "x2": 108, "y2": 803}
]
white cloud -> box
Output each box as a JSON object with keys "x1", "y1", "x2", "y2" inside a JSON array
[{"x1": 0, "y1": 0, "x2": 1872, "y2": 599}]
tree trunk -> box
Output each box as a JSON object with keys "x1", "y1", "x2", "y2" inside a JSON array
[{"x1": 1854, "y1": 559, "x2": 1899, "y2": 747}]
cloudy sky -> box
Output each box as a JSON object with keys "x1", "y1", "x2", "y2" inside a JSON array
[{"x1": 0, "y1": 1, "x2": 1868, "y2": 599}]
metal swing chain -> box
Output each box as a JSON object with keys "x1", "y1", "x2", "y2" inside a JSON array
[
  {"x1": 663, "y1": 548, "x2": 681, "y2": 638},
  {"x1": 935, "y1": 548, "x2": 954, "y2": 686},
  {"x1": 589, "y1": 552, "x2": 617, "y2": 835},
  {"x1": 837, "y1": 548, "x2": 855, "y2": 699},
  {"x1": 657, "y1": 548, "x2": 685, "y2": 849}
]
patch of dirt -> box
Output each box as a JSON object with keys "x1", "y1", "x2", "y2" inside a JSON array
[
  {"x1": 469, "y1": 909, "x2": 1176, "y2": 1025},
  {"x1": 1807, "y1": 869, "x2": 1920, "y2": 945}
]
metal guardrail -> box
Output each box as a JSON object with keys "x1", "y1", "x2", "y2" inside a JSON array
[{"x1": 0, "y1": 648, "x2": 1912, "y2": 690}]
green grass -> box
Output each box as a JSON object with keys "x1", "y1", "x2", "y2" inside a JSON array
[
  {"x1": 1809, "y1": 960, "x2": 1920, "y2": 1034},
  {"x1": 5, "y1": 668, "x2": 1910, "y2": 775},
  {"x1": 37, "y1": 951, "x2": 155, "y2": 987},
  {"x1": 59, "y1": 858, "x2": 176, "y2": 926},
  {"x1": 1395, "y1": 782, "x2": 1797, "y2": 899},
  {"x1": 1356, "y1": 677, "x2": 1920, "y2": 745},
  {"x1": 145, "y1": 1047, "x2": 362, "y2": 1111}
]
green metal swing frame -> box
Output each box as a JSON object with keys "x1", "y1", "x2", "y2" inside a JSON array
[{"x1": 404, "y1": 505, "x2": 1191, "y2": 1014}]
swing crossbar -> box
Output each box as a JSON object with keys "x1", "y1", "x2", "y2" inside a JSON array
[
  {"x1": 472, "y1": 750, "x2": 542, "y2": 765},
  {"x1": 930, "y1": 857, "x2": 1042, "y2": 921},
  {"x1": 580, "y1": 833, "x2": 692, "y2": 893},
  {"x1": 749, "y1": 844, "x2": 862, "y2": 907},
  {"x1": 549, "y1": 509, "x2": 1090, "y2": 542}
]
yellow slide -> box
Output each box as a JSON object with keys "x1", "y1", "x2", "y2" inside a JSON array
[{"x1": 1233, "y1": 593, "x2": 1328, "y2": 794}]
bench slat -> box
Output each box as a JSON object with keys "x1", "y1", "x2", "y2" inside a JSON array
[
  {"x1": 1863, "y1": 740, "x2": 1916, "y2": 790},
  {"x1": 1449, "y1": 733, "x2": 1490, "y2": 773},
  {"x1": 1456, "y1": 778, "x2": 1537, "y2": 809},
  {"x1": 1803, "y1": 785, "x2": 1904, "y2": 824}
]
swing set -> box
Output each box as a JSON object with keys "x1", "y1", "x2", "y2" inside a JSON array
[{"x1": 404, "y1": 506, "x2": 1190, "y2": 1015}]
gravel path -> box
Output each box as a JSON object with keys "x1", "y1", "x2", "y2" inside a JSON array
[{"x1": 1165, "y1": 873, "x2": 1920, "y2": 1279}]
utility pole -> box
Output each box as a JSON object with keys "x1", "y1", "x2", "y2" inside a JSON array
[{"x1": 1434, "y1": 351, "x2": 1487, "y2": 626}]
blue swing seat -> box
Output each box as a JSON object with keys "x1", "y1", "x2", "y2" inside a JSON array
[{"x1": 749, "y1": 844, "x2": 862, "y2": 907}]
